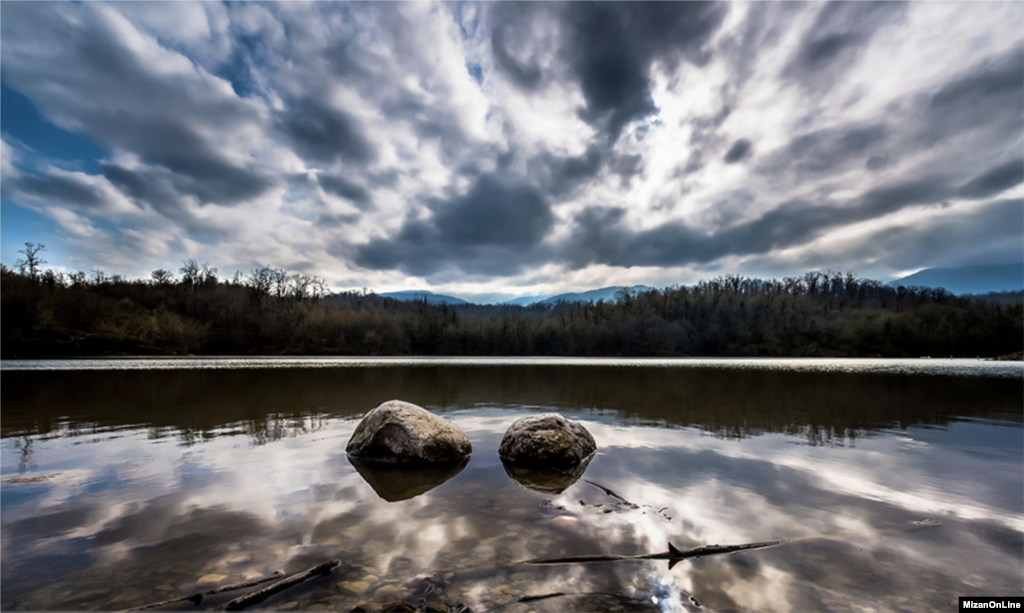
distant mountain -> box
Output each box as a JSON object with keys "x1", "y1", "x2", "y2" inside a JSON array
[
  {"x1": 502, "y1": 294, "x2": 551, "y2": 306},
  {"x1": 889, "y1": 263, "x2": 1024, "y2": 295},
  {"x1": 534, "y1": 285, "x2": 654, "y2": 305},
  {"x1": 379, "y1": 290, "x2": 469, "y2": 305},
  {"x1": 376, "y1": 287, "x2": 656, "y2": 306}
]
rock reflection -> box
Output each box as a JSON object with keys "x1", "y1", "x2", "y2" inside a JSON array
[
  {"x1": 348, "y1": 456, "x2": 469, "y2": 502},
  {"x1": 501, "y1": 453, "x2": 593, "y2": 494}
]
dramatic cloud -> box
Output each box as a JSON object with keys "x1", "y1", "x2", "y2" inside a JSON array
[
  {"x1": 355, "y1": 173, "x2": 554, "y2": 276},
  {"x1": 560, "y1": 2, "x2": 727, "y2": 143},
  {"x1": 781, "y1": 2, "x2": 907, "y2": 93},
  {"x1": 1, "y1": 2, "x2": 1021, "y2": 297}
]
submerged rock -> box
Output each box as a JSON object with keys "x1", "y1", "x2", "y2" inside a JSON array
[
  {"x1": 498, "y1": 414, "x2": 596, "y2": 469},
  {"x1": 347, "y1": 400, "x2": 472, "y2": 464}
]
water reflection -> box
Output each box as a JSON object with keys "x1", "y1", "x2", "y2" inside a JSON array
[
  {"x1": 1, "y1": 360, "x2": 1021, "y2": 612},
  {"x1": 502, "y1": 454, "x2": 593, "y2": 494},
  {"x1": 3, "y1": 361, "x2": 1020, "y2": 445},
  {"x1": 348, "y1": 456, "x2": 469, "y2": 502}
]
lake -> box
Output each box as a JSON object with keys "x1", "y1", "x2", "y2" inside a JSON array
[{"x1": 1, "y1": 358, "x2": 1021, "y2": 612}]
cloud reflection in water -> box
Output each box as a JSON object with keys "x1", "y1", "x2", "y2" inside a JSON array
[{"x1": 1, "y1": 362, "x2": 1020, "y2": 612}]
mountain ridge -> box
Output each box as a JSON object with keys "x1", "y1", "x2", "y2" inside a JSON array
[
  {"x1": 888, "y1": 263, "x2": 1023, "y2": 295},
  {"x1": 381, "y1": 285, "x2": 654, "y2": 306}
]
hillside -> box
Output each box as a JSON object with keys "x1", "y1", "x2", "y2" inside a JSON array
[{"x1": 890, "y1": 263, "x2": 1023, "y2": 295}]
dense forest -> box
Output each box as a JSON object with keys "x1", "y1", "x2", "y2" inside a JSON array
[{"x1": 2, "y1": 246, "x2": 1022, "y2": 358}]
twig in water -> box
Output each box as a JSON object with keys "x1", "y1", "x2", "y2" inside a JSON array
[
  {"x1": 222, "y1": 560, "x2": 340, "y2": 611},
  {"x1": 128, "y1": 571, "x2": 285, "y2": 611},
  {"x1": 517, "y1": 592, "x2": 566, "y2": 603},
  {"x1": 583, "y1": 479, "x2": 628, "y2": 503},
  {"x1": 525, "y1": 539, "x2": 787, "y2": 570}
]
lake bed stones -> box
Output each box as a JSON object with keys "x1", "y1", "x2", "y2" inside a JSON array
[
  {"x1": 346, "y1": 400, "x2": 472, "y2": 464},
  {"x1": 498, "y1": 414, "x2": 596, "y2": 469}
]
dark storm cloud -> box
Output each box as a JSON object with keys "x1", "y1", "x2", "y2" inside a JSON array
[
  {"x1": 782, "y1": 2, "x2": 906, "y2": 93},
  {"x1": 59, "y1": 14, "x2": 272, "y2": 204},
  {"x1": 557, "y1": 2, "x2": 727, "y2": 143},
  {"x1": 527, "y1": 145, "x2": 603, "y2": 197},
  {"x1": 491, "y1": 23, "x2": 542, "y2": 90},
  {"x1": 318, "y1": 173, "x2": 373, "y2": 210},
  {"x1": 917, "y1": 43, "x2": 1024, "y2": 146},
  {"x1": 958, "y1": 158, "x2": 1024, "y2": 200},
  {"x1": 0, "y1": 2, "x2": 274, "y2": 206},
  {"x1": 276, "y1": 98, "x2": 375, "y2": 165},
  {"x1": 563, "y1": 174, "x2": 967, "y2": 269},
  {"x1": 100, "y1": 163, "x2": 231, "y2": 237},
  {"x1": 355, "y1": 173, "x2": 554, "y2": 276},
  {"x1": 865, "y1": 155, "x2": 890, "y2": 171},
  {"x1": 102, "y1": 163, "x2": 180, "y2": 211},
  {"x1": 804, "y1": 198, "x2": 1024, "y2": 272},
  {"x1": 929, "y1": 45, "x2": 1024, "y2": 112},
  {"x1": 757, "y1": 123, "x2": 889, "y2": 179},
  {"x1": 12, "y1": 174, "x2": 106, "y2": 210},
  {"x1": 723, "y1": 139, "x2": 752, "y2": 164},
  {"x1": 432, "y1": 174, "x2": 553, "y2": 248}
]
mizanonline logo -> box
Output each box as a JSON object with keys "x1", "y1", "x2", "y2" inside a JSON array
[{"x1": 961, "y1": 598, "x2": 1023, "y2": 610}]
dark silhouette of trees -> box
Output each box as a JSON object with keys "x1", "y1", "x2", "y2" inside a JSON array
[
  {"x1": 15, "y1": 243, "x2": 46, "y2": 279},
  {"x1": 1, "y1": 258, "x2": 1021, "y2": 358}
]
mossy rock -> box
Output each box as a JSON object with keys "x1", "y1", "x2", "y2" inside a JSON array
[{"x1": 498, "y1": 414, "x2": 596, "y2": 470}]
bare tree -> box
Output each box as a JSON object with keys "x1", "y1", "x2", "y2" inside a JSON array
[
  {"x1": 269, "y1": 268, "x2": 289, "y2": 299},
  {"x1": 310, "y1": 277, "x2": 328, "y2": 300},
  {"x1": 41, "y1": 269, "x2": 66, "y2": 288},
  {"x1": 151, "y1": 269, "x2": 175, "y2": 285},
  {"x1": 180, "y1": 259, "x2": 201, "y2": 287},
  {"x1": 614, "y1": 286, "x2": 637, "y2": 305},
  {"x1": 15, "y1": 242, "x2": 46, "y2": 279},
  {"x1": 248, "y1": 266, "x2": 274, "y2": 295},
  {"x1": 291, "y1": 273, "x2": 313, "y2": 300},
  {"x1": 200, "y1": 263, "x2": 218, "y2": 286}
]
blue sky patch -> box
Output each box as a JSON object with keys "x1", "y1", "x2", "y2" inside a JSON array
[{"x1": 1, "y1": 81, "x2": 107, "y2": 175}]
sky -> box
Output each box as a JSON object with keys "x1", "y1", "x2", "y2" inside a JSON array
[{"x1": 1, "y1": 2, "x2": 1022, "y2": 302}]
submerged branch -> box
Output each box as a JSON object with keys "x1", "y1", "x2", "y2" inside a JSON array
[
  {"x1": 523, "y1": 539, "x2": 785, "y2": 569},
  {"x1": 128, "y1": 571, "x2": 285, "y2": 611},
  {"x1": 222, "y1": 560, "x2": 340, "y2": 611},
  {"x1": 523, "y1": 520, "x2": 942, "y2": 570}
]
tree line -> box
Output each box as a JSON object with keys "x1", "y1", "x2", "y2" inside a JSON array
[{"x1": 2, "y1": 244, "x2": 1021, "y2": 358}]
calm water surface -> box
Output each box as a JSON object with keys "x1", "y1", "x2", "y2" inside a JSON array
[{"x1": 2, "y1": 358, "x2": 1021, "y2": 612}]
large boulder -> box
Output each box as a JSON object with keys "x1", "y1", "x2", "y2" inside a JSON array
[
  {"x1": 498, "y1": 414, "x2": 596, "y2": 469},
  {"x1": 346, "y1": 400, "x2": 472, "y2": 465}
]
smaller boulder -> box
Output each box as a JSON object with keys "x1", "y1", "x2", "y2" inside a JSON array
[
  {"x1": 346, "y1": 400, "x2": 472, "y2": 465},
  {"x1": 498, "y1": 414, "x2": 596, "y2": 469}
]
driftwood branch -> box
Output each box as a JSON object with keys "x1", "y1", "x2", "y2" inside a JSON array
[
  {"x1": 583, "y1": 479, "x2": 628, "y2": 503},
  {"x1": 524, "y1": 539, "x2": 788, "y2": 569},
  {"x1": 524, "y1": 520, "x2": 943, "y2": 570},
  {"x1": 128, "y1": 571, "x2": 285, "y2": 611},
  {"x1": 222, "y1": 560, "x2": 340, "y2": 611}
]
